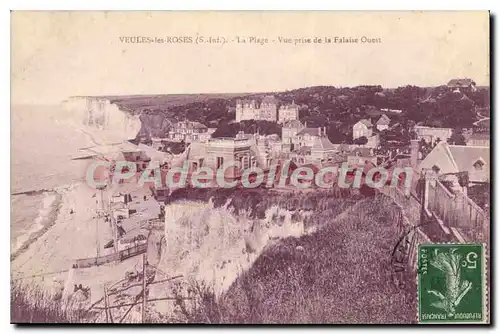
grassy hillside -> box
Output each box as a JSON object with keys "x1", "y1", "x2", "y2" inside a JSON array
[
  {"x1": 173, "y1": 194, "x2": 417, "y2": 324},
  {"x1": 11, "y1": 283, "x2": 90, "y2": 323}
]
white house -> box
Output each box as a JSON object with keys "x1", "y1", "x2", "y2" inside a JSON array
[
  {"x1": 376, "y1": 114, "x2": 391, "y2": 131},
  {"x1": 353, "y1": 119, "x2": 373, "y2": 140},
  {"x1": 418, "y1": 142, "x2": 489, "y2": 184}
]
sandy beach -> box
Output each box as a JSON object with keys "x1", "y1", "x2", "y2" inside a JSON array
[{"x1": 11, "y1": 182, "x2": 114, "y2": 291}]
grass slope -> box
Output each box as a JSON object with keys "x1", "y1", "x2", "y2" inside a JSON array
[{"x1": 215, "y1": 195, "x2": 416, "y2": 324}]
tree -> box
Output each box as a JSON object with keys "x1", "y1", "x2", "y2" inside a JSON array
[
  {"x1": 447, "y1": 128, "x2": 466, "y2": 145},
  {"x1": 353, "y1": 136, "x2": 368, "y2": 145}
]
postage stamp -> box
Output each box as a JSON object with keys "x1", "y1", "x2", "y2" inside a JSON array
[{"x1": 418, "y1": 244, "x2": 486, "y2": 323}]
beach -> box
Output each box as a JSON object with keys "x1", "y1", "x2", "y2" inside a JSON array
[
  {"x1": 11, "y1": 104, "x2": 126, "y2": 297},
  {"x1": 11, "y1": 183, "x2": 113, "y2": 285}
]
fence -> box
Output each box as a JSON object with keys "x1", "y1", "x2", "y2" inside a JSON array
[
  {"x1": 427, "y1": 180, "x2": 488, "y2": 242},
  {"x1": 391, "y1": 201, "x2": 431, "y2": 287},
  {"x1": 382, "y1": 183, "x2": 421, "y2": 226},
  {"x1": 74, "y1": 243, "x2": 148, "y2": 269}
]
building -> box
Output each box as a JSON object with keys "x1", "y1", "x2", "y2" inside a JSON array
[
  {"x1": 294, "y1": 127, "x2": 328, "y2": 148},
  {"x1": 447, "y1": 78, "x2": 477, "y2": 93},
  {"x1": 310, "y1": 136, "x2": 340, "y2": 164},
  {"x1": 414, "y1": 125, "x2": 453, "y2": 145},
  {"x1": 365, "y1": 134, "x2": 380, "y2": 149},
  {"x1": 282, "y1": 120, "x2": 306, "y2": 152},
  {"x1": 353, "y1": 119, "x2": 373, "y2": 140},
  {"x1": 417, "y1": 141, "x2": 489, "y2": 184},
  {"x1": 376, "y1": 114, "x2": 391, "y2": 131},
  {"x1": 122, "y1": 150, "x2": 151, "y2": 172},
  {"x1": 380, "y1": 108, "x2": 402, "y2": 114},
  {"x1": 235, "y1": 96, "x2": 278, "y2": 122},
  {"x1": 465, "y1": 133, "x2": 490, "y2": 147},
  {"x1": 204, "y1": 136, "x2": 265, "y2": 179},
  {"x1": 278, "y1": 101, "x2": 300, "y2": 124},
  {"x1": 287, "y1": 127, "x2": 338, "y2": 165},
  {"x1": 151, "y1": 137, "x2": 168, "y2": 151},
  {"x1": 347, "y1": 147, "x2": 377, "y2": 166},
  {"x1": 168, "y1": 120, "x2": 214, "y2": 143}
]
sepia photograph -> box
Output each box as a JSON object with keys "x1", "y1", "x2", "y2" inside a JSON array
[{"x1": 10, "y1": 11, "x2": 490, "y2": 324}]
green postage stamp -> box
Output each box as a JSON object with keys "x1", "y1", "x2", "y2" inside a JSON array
[{"x1": 418, "y1": 244, "x2": 486, "y2": 323}]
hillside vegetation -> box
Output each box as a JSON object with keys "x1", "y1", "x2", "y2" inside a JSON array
[
  {"x1": 172, "y1": 194, "x2": 417, "y2": 324},
  {"x1": 114, "y1": 85, "x2": 489, "y2": 144}
]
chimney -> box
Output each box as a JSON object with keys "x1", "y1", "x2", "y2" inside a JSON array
[
  {"x1": 323, "y1": 127, "x2": 327, "y2": 135},
  {"x1": 305, "y1": 121, "x2": 307, "y2": 128},
  {"x1": 410, "y1": 139, "x2": 419, "y2": 169},
  {"x1": 318, "y1": 127, "x2": 321, "y2": 136}
]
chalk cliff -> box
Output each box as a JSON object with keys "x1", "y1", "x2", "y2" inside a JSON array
[{"x1": 61, "y1": 96, "x2": 142, "y2": 144}]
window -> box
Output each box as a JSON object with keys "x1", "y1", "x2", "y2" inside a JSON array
[
  {"x1": 431, "y1": 165, "x2": 441, "y2": 173},
  {"x1": 473, "y1": 159, "x2": 485, "y2": 171},
  {"x1": 242, "y1": 156, "x2": 250, "y2": 169},
  {"x1": 217, "y1": 157, "x2": 224, "y2": 169}
]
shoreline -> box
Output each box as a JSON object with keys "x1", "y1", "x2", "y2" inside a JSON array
[
  {"x1": 11, "y1": 191, "x2": 64, "y2": 261},
  {"x1": 11, "y1": 181, "x2": 114, "y2": 284}
]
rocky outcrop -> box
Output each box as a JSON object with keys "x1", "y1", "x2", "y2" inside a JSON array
[{"x1": 134, "y1": 110, "x2": 174, "y2": 142}]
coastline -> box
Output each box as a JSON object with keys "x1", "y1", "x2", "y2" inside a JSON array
[
  {"x1": 11, "y1": 182, "x2": 111, "y2": 284},
  {"x1": 11, "y1": 191, "x2": 63, "y2": 261}
]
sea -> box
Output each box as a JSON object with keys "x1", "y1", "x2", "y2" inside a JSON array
[{"x1": 11, "y1": 105, "x2": 95, "y2": 254}]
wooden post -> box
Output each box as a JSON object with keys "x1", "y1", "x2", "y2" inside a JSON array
[
  {"x1": 96, "y1": 217, "x2": 100, "y2": 260},
  {"x1": 104, "y1": 285, "x2": 109, "y2": 323},
  {"x1": 142, "y1": 253, "x2": 147, "y2": 323}
]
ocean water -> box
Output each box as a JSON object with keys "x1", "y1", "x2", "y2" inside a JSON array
[{"x1": 11, "y1": 105, "x2": 95, "y2": 253}]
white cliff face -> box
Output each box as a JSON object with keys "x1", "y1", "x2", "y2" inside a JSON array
[
  {"x1": 61, "y1": 97, "x2": 141, "y2": 144},
  {"x1": 156, "y1": 200, "x2": 307, "y2": 299}
]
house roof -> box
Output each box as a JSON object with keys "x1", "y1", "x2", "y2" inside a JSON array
[
  {"x1": 295, "y1": 146, "x2": 311, "y2": 155},
  {"x1": 311, "y1": 136, "x2": 336, "y2": 150},
  {"x1": 190, "y1": 122, "x2": 207, "y2": 129},
  {"x1": 297, "y1": 127, "x2": 322, "y2": 136},
  {"x1": 448, "y1": 145, "x2": 490, "y2": 173},
  {"x1": 356, "y1": 119, "x2": 373, "y2": 128},
  {"x1": 350, "y1": 147, "x2": 373, "y2": 157},
  {"x1": 376, "y1": 114, "x2": 391, "y2": 126},
  {"x1": 120, "y1": 228, "x2": 148, "y2": 243},
  {"x1": 137, "y1": 144, "x2": 171, "y2": 163},
  {"x1": 175, "y1": 121, "x2": 207, "y2": 129},
  {"x1": 283, "y1": 120, "x2": 304, "y2": 128},
  {"x1": 447, "y1": 78, "x2": 476, "y2": 87},
  {"x1": 418, "y1": 141, "x2": 490, "y2": 177}
]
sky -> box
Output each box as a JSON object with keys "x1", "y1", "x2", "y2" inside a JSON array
[{"x1": 11, "y1": 11, "x2": 490, "y2": 105}]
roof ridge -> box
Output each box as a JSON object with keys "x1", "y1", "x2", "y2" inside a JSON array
[
  {"x1": 441, "y1": 142, "x2": 460, "y2": 172},
  {"x1": 449, "y1": 144, "x2": 489, "y2": 148}
]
